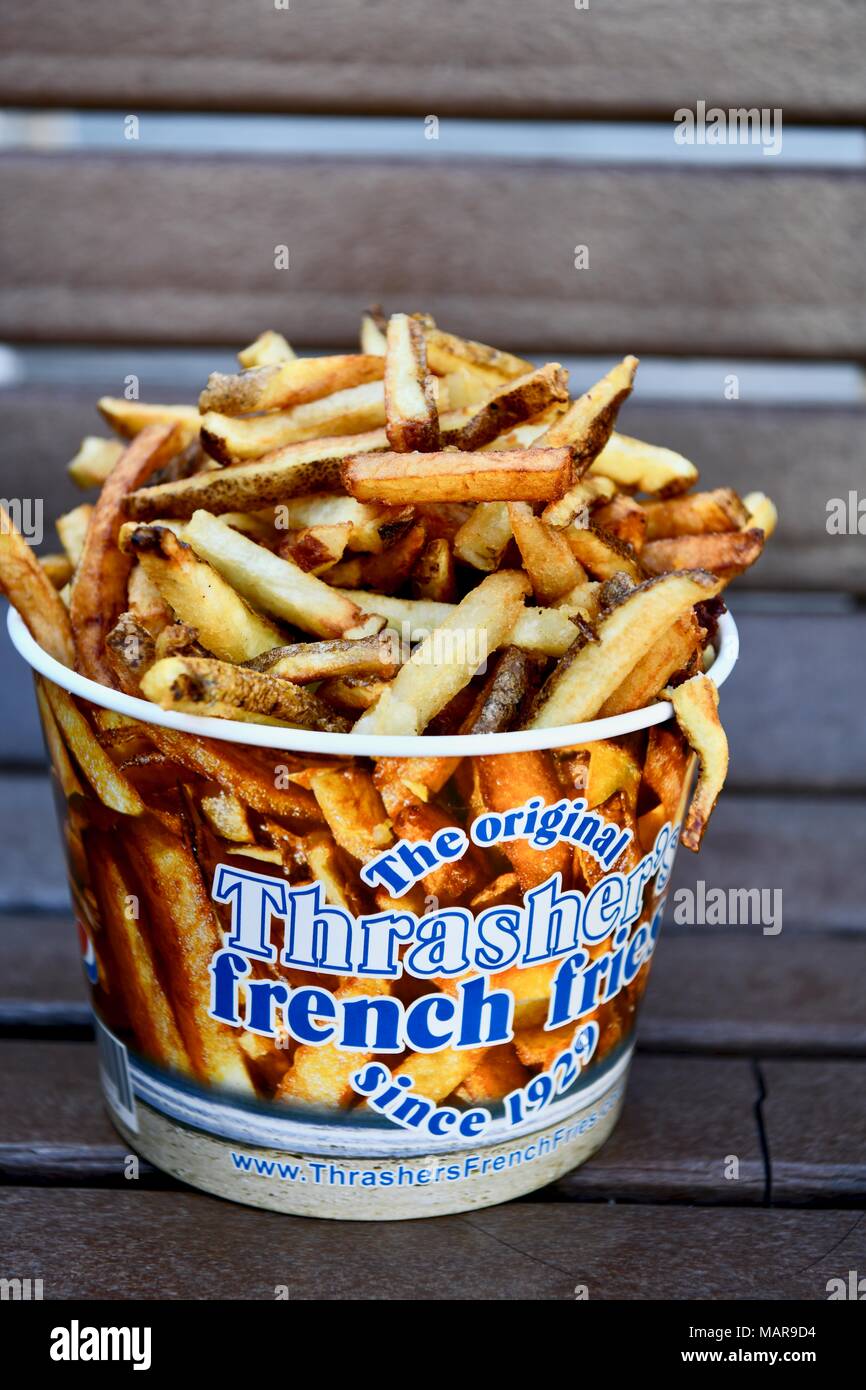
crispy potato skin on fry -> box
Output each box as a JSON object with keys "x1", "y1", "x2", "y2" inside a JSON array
[
  {"x1": 71, "y1": 424, "x2": 185, "y2": 685},
  {"x1": 669, "y1": 672, "x2": 729, "y2": 850},
  {"x1": 199, "y1": 355, "x2": 385, "y2": 415},
  {"x1": 641, "y1": 528, "x2": 765, "y2": 580},
  {"x1": 384, "y1": 313, "x2": 439, "y2": 452},
  {"x1": 539, "y1": 357, "x2": 637, "y2": 470},
  {"x1": 477, "y1": 751, "x2": 572, "y2": 890},
  {"x1": 441, "y1": 363, "x2": 569, "y2": 452},
  {"x1": 643, "y1": 488, "x2": 748, "y2": 540},
  {"x1": 141, "y1": 655, "x2": 351, "y2": 731},
  {"x1": 0, "y1": 505, "x2": 76, "y2": 666},
  {"x1": 598, "y1": 612, "x2": 703, "y2": 717},
  {"x1": 341, "y1": 448, "x2": 573, "y2": 505}
]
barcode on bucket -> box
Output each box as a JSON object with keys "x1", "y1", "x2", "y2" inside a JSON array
[{"x1": 95, "y1": 1016, "x2": 138, "y2": 1132}]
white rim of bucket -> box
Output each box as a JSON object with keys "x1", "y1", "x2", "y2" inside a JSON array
[{"x1": 7, "y1": 604, "x2": 738, "y2": 758}]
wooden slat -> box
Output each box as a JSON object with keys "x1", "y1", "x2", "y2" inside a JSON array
[
  {"x1": 0, "y1": 1044, "x2": 765, "y2": 1201},
  {"x1": 0, "y1": 775, "x2": 863, "y2": 928},
  {"x1": 642, "y1": 933, "x2": 866, "y2": 1055},
  {"x1": 761, "y1": 1059, "x2": 866, "y2": 1203},
  {"x1": 1, "y1": 156, "x2": 862, "y2": 356},
  {"x1": 0, "y1": 914, "x2": 87, "y2": 1030},
  {"x1": 2, "y1": 1188, "x2": 864, "y2": 1298},
  {"x1": 3, "y1": 387, "x2": 862, "y2": 590},
  {"x1": 0, "y1": 0, "x2": 862, "y2": 120}
]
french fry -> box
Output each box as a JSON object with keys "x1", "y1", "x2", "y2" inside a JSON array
[
  {"x1": 509, "y1": 605, "x2": 583, "y2": 657},
  {"x1": 185, "y1": 509, "x2": 381, "y2": 639},
  {"x1": 527, "y1": 571, "x2": 723, "y2": 728},
  {"x1": 334, "y1": 588, "x2": 453, "y2": 639},
  {"x1": 106, "y1": 612, "x2": 156, "y2": 694},
  {"x1": 440, "y1": 363, "x2": 569, "y2": 452},
  {"x1": 279, "y1": 522, "x2": 352, "y2": 575},
  {"x1": 70, "y1": 424, "x2": 185, "y2": 684},
  {"x1": 246, "y1": 634, "x2": 399, "y2": 684},
  {"x1": 454, "y1": 1044, "x2": 530, "y2": 1102},
  {"x1": 557, "y1": 579, "x2": 602, "y2": 624},
  {"x1": 598, "y1": 611, "x2": 703, "y2": 717},
  {"x1": 590, "y1": 431, "x2": 698, "y2": 496},
  {"x1": 84, "y1": 828, "x2": 192, "y2": 1073},
  {"x1": 300, "y1": 830, "x2": 369, "y2": 915},
  {"x1": 68, "y1": 436, "x2": 125, "y2": 489},
  {"x1": 559, "y1": 738, "x2": 642, "y2": 811},
  {"x1": 271, "y1": 494, "x2": 413, "y2": 554},
  {"x1": 593, "y1": 494, "x2": 648, "y2": 552},
  {"x1": 39, "y1": 553, "x2": 74, "y2": 589},
  {"x1": 563, "y1": 524, "x2": 642, "y2": 582},
  {"x1": 476, "y1": 752, "x2": 572, "y2": 890},
  {"x1": 459, "y1": 647, "x2": 541, "y2": 734},
  {"x1": 669, "y1": 672, "x2": 729, "y2": 850},
  {"x1": 742, "y1": 491, "x2": 778, "y2": 538},
  {"x1": 97, "y1": 398, "x2": 201, "y2": 444},
  {"x1": 200, "y1": 380, "x2": 390, "y2": 462},
  {"x1": 0, "y1": 505, "x2": 76, "y2": 665},
  {"x1": 354, "y1": 570, "x2": 530, "y2": 735},
  {"x1": 199, "y1": 355, "x2": 385, "y2": 415},
  {"x1": 642, "y1": 488, "x2": 748, "y2": 539},
  {"x1": 360, "y1": 310, "x2": 387, "y2": 356},
  {"x1": 127, "y1": 559, "x2": 172, "y2": 635},
  {"x1": 423, "y1": 324, "x2": 533, "y2": 384},
  {"x1": 508, "y1": 502, "x2": 585, "y2": 603},
  {"x1": 641, "y1": 724, "x2": 691, "y2": 827},
  {"x1": 342, "y1": 447, "x2": 574, "y2": 505},
  {"x1": 318, "y1": 674, "x2": 391, "y2": 712},
  {"x1": 641, "y1": 528, "x2": 765, "y2": 580},
  {"x1": 541, "y1": 475, "x2": 617, "y2": 528},
  {"x1": 278, "y1": 977, "x2": 392, "y2": 1108},
  {"x1": 309, "y1": 767, "x2": 392, "y2": 862},
  {"x1": 538, "y1": 357, "x2": 638, "y2": 471},
  {"x1": 126, "y1": 430, "x2": 388, "y2": 519},
  {"x1": 330, "y1": 521, "x2": 428, "y2": 595},
  {"x1": 141, "y1": 656, "x2": 351, "y2": 732},
  {"x1": 55, "y1": 503, "x2": 94, "y2": 569},
  {"x1": 412, "y1": 537, "x2": 457, "y2": 603},
  {"x1": 384, "y1": 312, "x2": 439, "y2": 451},
  {"x1": 373, "y1": 755, "x2": 461, "y2": 815},
  {"x1": 200, "y1": 791, "x2": 255, "y2": 843},
  {"x1": 34, "y1": 676, "x2": 83, "y2": 799},
  {"x1": 453, "y1": 501, "x2": 513, "y2": 571},
  {"x1": 43, "y1": 681, "x2": 144, "y2": 815},
  {"x1": 120, "y1": 814, "x2": 255, "y2": 1090},
  {"x1": 237, "y1": 329, "x2": 295, "y2": 368},
  {"x1": 120, "y1": 523, "x2": 284, "y2": 661}
]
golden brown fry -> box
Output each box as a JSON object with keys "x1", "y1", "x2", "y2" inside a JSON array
[
  {"x1": 389, "y1": 1045, "x2": 489, "y2": 1102},
  {"x1": 559, "y1": 738, "x2": 641, "y2": 811},
  {"x1": 120, "y1": 814, "x2": 255, "y2": 1090},
  {"x1": 742, "y1": 491, "x2": 778, "y2": 538},
  {"x1": 453, "y1": 501, "x2": 513, "y2": 572},
  {"x1": 126, "y1": 431, "x2": 388, "y2": 519},
  {"x1": 106, "y1": 611, "x2": 156, "y2": 694},
  {"x1": 247, "y1": 634, "x2": 399, "y2": 684},
  {"x1": 538, "y1": 357, "x2": 638, "y2": 471},
  {"x1": 333, "y1": 521, "x2": 428, "y2": 595},
  {"x1": 384, "y1": 312, "x2": 439, "y2": 451},
  {"x1": 309, "y1": 767, "x2": 392, "y2": 862},
  {"x1": 237, "y1": 329, "x2": 295, "y2": 368},
  {"x1": 318, "y1": 674, "x2": 391, "y2": 713},
  {"x1": 67, "y1": 436, "x2": 125, "y2": 489},
  {"x1": 70, "y1": 424, "x2": 184, "y2": 685},
  {"x1": 590, "y1": 431, "x2": 698, "y2": 495},
  {"x1": 593, "y1": 494, "x2": 648, "y2": 553},
  {"x1": 0, "y1": 505, "x2": 76, "y2": 665},
  {"x1": 641, "y1": 528, "x2": 765, "y2": 580},
  {"x1": 423, "y1": 324, "x2": 533, "y2": 384},
  {"x1": 121, "y1": 523, "x2": 283, "y2": 661},
  {"x1": 641, "y1": 724, "x2": 691, "y2": 827},
  {"x1": 354, "y1": 570, "x2": 530, "y2": 735},
  {"x1": 141, "y1": 655, "x2": 351, "y2": 731},
  {"x1": 508, "y1": 502, "x2": 585, "y2": 603},
  {"x1": 563, "y1": 524, "x2": 642, "y2": 582},
  {"x1": 200, "y1": 381, "x2": 389, "y2": 462},
  {"x1": 527, "y1": 571, "x2": 723, "y2": 728},
  {"x1": 372, "y1": 755, "x2": 461, "y2": 815},
  {"x1": 476, "y1": 751, "x2": 572, "y2": 890},
  {"x1": 43, "y1": 681, "x2": 144, "y2": 815},
  {"x1": 185, "y1": 509, "x2": 380, "y2": 640},
  {"x1": 199, "y1": 355, "x2": 385, "y2": 415},
  {"x1": 642, "y1": 488, "x2": 748, "y2": 539},
  {"x1": 669, "y1": 673, "x2": 729, "y2": 850},
  {"x1": 39, "y1": 553, "x2": 74, "y2": 589},
  {"x1": 85, "y1": 828, "x2": 192, "y2": 1073},
  {"x1": 440, "y1": 363, "x2": 569, "y2": 451},
  {"x1": 454, "y1": 1045, "x2": 530, "y2": 1102},
  {"x1": 541, "y1": 476, "x2": 617, "y2": 528},
  {"x1": 55, "y1": 504, "x2": 94, "y2": 569},
  {"x1": 360, "y1": 310, "x2": 388, "y2": 356},
  {"x1": 279, "y1": 521, "x2": 352, "y2": 575},
  {"x1": 342, "y1": 447, "x2": 574, "y2": 505},
  {"x1": 34, "y1": 676, "x2": 83, "y2": 799},
  {"x1": 200, "y1": 791, "x2": 255, "y2": 843},
  {"x1": 598, "y1": 611, "x2": 703, "y2": 717},
  {"x1": 412, "y1": 536, "x2": 457, "y2": 603},
  {"x1": 272, "y1": 494, "x2": 412, "y2": 554},
  {"x1": 97, "y1": 398, "x2": 201, "y2": 444}
]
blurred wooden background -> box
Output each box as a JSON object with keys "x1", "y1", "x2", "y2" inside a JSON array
[{"x1": 0, "y1": 0, "x2": 865, "y2": 1297}]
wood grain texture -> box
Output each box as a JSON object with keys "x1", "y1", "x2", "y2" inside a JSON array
[
  {"x1": 0, "y1": 1044, "x2": 764, "y2": 1201},
  {"x1": 761, "y1": 1059, "x2": 866, "y2": 1203},
  {"x1": 1, "y1": 156, "x2": 862, "y2": 356},
  {"x1": 0, "y1": 0, "x2": 862, "y2": 119},
  {"x1": 1, "y1": 1188, "x2": 863, "y2": 1298},
  {"x1": 642, "y1": 933, "x2": 866, "y2": 1055}
]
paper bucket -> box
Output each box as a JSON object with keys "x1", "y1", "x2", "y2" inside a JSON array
[{"x1": 8, "y1": 605, "x2": 738, "y2": 1220}]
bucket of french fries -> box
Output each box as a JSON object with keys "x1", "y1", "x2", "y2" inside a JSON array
[{"x1": 1, "y1": 313, "x2": 773, "y2": 1219}]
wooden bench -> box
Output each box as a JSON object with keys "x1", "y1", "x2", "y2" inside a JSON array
[{"x1": 0, "y1": 0, "x2": 864, "y2": 1299}]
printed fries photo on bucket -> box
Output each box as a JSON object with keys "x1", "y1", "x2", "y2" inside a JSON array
[{"x1": 0, "y1": 312, "x2": 773, "y2": 1153}]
